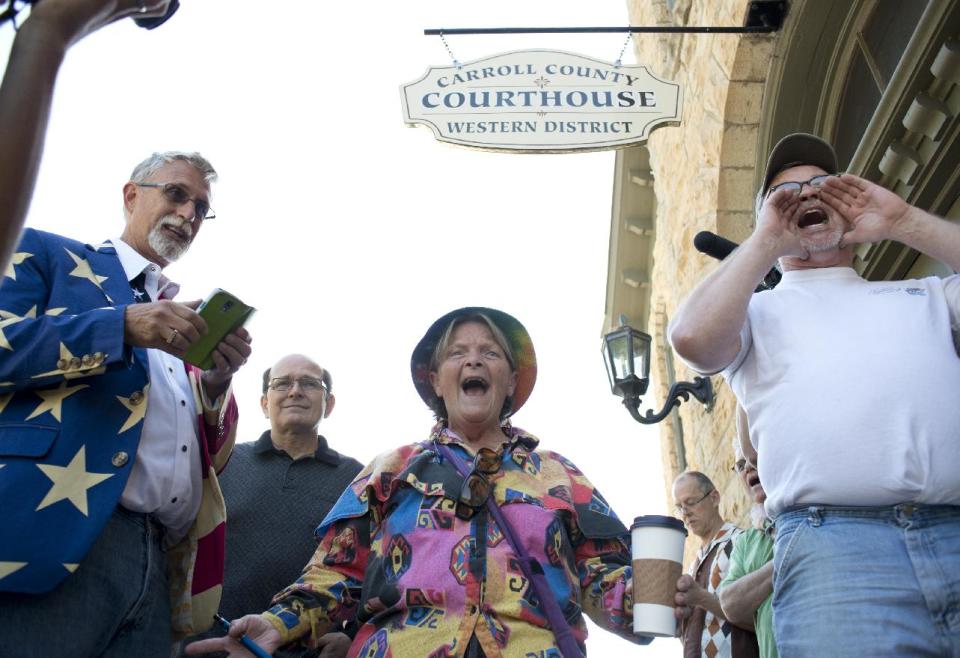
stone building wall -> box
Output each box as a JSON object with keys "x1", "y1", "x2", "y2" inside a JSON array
[{"x1": 624, "y1": 0, "x2": 776, "y2": 558}]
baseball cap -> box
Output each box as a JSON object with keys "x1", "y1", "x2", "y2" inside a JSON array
[{"x1": 761, "y1": 132, "x2": 838, "y2": 194}]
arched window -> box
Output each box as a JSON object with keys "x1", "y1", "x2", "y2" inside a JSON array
[{"x1": 833, "y1": 2, "x2": 929, "y2": 167}]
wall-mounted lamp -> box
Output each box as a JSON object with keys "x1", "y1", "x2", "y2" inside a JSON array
[{"x1": 602, "y1": 321, "x2": 713, "y2": 424}]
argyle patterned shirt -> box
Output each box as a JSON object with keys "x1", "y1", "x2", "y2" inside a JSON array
[{"x1": 682, "y1": 522, "x2": 759, "y2": 658}]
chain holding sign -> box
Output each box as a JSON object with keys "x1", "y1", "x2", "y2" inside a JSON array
[{"x1": 400, "y1": 50, "x2": 682, "y2": 154}]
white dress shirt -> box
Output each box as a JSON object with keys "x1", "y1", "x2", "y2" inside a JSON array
[{"x1": 112, "y1": 238, "x2": 202, "y2": 544}]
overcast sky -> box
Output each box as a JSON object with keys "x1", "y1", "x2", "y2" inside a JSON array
[{"x1": 2, "y1": 2, "x2": 684, "y2": 653}]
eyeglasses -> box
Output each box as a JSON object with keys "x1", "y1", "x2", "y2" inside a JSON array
[
  {"x1": 733, "y1": 459, "x2": 747, "y2": 474},
  {"x1": 673, "y1": 488, "x2": 714, "y2": 516},
  {"x1": 268, "y1": 376, "x2": 327, "y2": 394},
  {"x1": 766, "y1": 173, "x2": 837, "y2": 198},
  {"x1": 455, "y1": 447, "x2": 501, "y2": 520},
  {"x1": 137, "y1": 182, "x2": 215, "y2": 221}
]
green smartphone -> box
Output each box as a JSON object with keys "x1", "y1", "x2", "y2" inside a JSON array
[{"x1": 182, "y1": 289, "x2": 255, "y2": 370}]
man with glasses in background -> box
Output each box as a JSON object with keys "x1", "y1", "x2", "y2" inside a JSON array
[
  {"x1": 0, "y1": 151, "x2": 252, "y2": 656},
  {"x1": 180, "y1": 354, "x2": 363, "y2": 657},
  {"x1": 670, "y1": 132, "x2": 960, "y2": 656},
  {"x1": 673, "y1": 471, "x2": 758, "y2": 658}
]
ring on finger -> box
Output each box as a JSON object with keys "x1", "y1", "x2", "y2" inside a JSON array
[{"x1": 166, "y1": 328, "x2": 180, "y2": 345}]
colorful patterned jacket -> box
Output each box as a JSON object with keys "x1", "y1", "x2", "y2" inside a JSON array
[
  {"x1": 263, "y1": 424, "x2": 650, "y2": 657},
  {"x1": 0, "y1": 228, "x2": 238, "y2": 637}
]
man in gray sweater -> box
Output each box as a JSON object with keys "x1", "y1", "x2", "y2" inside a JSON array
[{"x1": 183, "y1": 353, "x2": 362, "y2": 657}]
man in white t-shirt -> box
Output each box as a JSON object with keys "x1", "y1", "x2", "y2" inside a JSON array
[{"x1": 669, "y1": 133, "x2": 960, "y2": 657}]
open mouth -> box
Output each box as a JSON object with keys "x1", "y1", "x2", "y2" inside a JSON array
[
  {"x1": 461, "y1": 377, "x2": 489, "y2": 395},
  {"x1": 797, "y1": 208, "x2": 828, "y2": 229},
  {"x1": 747, "y1": 473, "x2": 761, "y2": 488}
]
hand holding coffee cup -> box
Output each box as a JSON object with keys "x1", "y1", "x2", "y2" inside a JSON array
[
  {"x1": 630, "y1": 515, "x2": 687, "y2": 637},
  {"x1": 674, "y1": 574, "x2": 699, "y2": 621}
]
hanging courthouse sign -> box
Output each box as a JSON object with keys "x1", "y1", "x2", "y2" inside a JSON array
[{"x1": 400, "y1": 49, "x2": 682, "y2": 153}]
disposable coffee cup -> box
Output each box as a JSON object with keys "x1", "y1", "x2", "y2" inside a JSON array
[{"x1": 631, "y1": 515, "x2": 687, "y2": 637}]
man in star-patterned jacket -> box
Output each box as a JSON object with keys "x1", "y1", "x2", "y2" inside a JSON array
[{"x1": 0, "y1": 151, "x2": 252, "y2": 657}]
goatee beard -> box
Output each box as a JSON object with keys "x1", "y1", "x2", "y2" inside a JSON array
[
  {"x1": 800, "y1": 227, "x2": 843, "y2": 254},
  {"x1": 147, "y1": 215, "x2": 192, "y2": 263}
]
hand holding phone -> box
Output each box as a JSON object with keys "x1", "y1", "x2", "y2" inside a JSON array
[{"x1": 183, "y1": 289, "x2": 255, "y2": 371}]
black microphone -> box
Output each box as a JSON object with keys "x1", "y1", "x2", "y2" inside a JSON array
[
  {"x1": 693, "y1": 230, "x2": 782, "y2": 292},
  {"x1": 133, "y1": 0, "x2": 180, "y2": 30},
  {"x1": 693, "y1": 230, "x2": 738, "y2": 261}
]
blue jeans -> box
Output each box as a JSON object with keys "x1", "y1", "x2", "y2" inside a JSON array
[
  {"x1": 772, "y1": 504, "x2": 960, "y2": 657},
  {"x1": 0, "y1": 507, "x2": 171, "y2": 658}
]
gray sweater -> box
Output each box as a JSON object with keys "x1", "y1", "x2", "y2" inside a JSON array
[
  {"x1": 180, "y1": 431, "x2": 362, "y2": 656},
  {"x1": 220, "y1": 431, "x2": 363, "y2": 618}
]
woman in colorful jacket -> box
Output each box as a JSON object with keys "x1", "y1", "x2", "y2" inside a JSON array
[{"x1": 188, "y1": 307, "x2": 650, "y2": 657}]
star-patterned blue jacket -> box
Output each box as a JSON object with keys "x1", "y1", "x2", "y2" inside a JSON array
[{"x1": 0, "y1": 228, "x2": 238, "y2": 636}]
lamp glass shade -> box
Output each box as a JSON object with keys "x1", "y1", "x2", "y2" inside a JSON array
[{"x1": 602, "y1": 325, "x2": 651, "y2": 393}]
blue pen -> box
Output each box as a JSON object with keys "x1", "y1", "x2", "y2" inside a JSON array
[{"x1": 213, "y1": 614, "x2": 273, "y2": 658}]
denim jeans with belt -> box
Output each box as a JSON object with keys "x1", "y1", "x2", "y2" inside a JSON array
[
  {"x1": 0, "y1": 507, "x2": 171, "y2": 658},
  {"x1": 772, "y1": 504, "x2": 960, "y2": 658}
]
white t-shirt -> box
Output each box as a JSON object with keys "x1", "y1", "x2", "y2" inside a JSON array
[{"x1": 722, "y1": 267, "x2": 960, "y2": 517}]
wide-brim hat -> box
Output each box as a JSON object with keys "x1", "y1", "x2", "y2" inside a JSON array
[
  {"x1": 411, "y1": 307, "x2": 537, "y2": 418},
  {"x1": 761, "y1": 132, "x2": 839, "y2": 194}
]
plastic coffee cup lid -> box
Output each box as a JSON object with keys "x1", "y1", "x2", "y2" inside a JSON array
[{"x1": 630, "y1": 515, "x2": 687, "y2": 535}]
